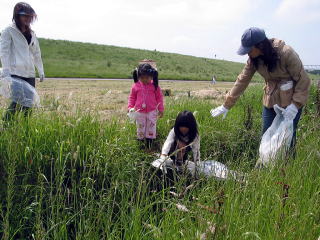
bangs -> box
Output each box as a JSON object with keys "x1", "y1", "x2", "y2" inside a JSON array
[
  {"x1": 138, "y1": 64, "x2": 155, "y2": 76},
  {"x1": 174, "y1": 111, "x2": 198, "y2": 143}
]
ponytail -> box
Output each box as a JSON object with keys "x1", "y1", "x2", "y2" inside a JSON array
[
  {"x1": 133, "y1": 68, "x2": 138, "y2": 83},
  {"x1": 153, "y1": 70, "x2": 158, "y2": 90}
]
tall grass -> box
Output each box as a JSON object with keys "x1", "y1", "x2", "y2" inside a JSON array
[{"x1": 0, "y1": 85, "x2": 319, "y2": 239}]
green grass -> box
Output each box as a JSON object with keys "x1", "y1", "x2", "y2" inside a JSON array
[
  {"x1": 38, "y1": 39, "x2": 320, "y2": 81},
  {"x1": 0, "y1": 85, "x2": 319, "y2": 239},
  {"x1": 39, "y1": 38, "x2": 262, "y2": 81},
  {"x1": 1, "y1": 38, "x2": 318, "y2": 81}
]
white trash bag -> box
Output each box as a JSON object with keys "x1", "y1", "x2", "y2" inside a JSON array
[
  {"x1": 127, "y1": 108, "x2": 139, "y2": 123},
  {"x1": 197, "y1": 160, "x2": 240, "y2": 181},
  {"x1": 152, "y1": 157, "x2": 243, "y2": 181},
  {"x1": 256, "y1": 105, "x2": 294, "y2": 168},
  {"x1": 0, "y1": 76, "x2": 40, "y2": 107}
]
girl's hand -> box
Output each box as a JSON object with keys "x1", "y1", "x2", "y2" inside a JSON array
[
  {"x1": 160, "y1": 154, "x2": 167, "y2": 160},
  {"x1": 158, "y1": 111, "x2": 164, "y2": 118}
]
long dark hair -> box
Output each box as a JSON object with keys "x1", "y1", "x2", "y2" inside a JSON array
[
  {"x1": 12, "y1": 2, "x2": 37, "y2": 35},
  {"x1": 251, "y1": 38, "x2": 279, "y2": 72},
  {"x1": 174, "y1": 111, "x2": 198, "y2": 144},
  {"x1": 133, "y1": 63, "x2": 159, "y2": 90}
]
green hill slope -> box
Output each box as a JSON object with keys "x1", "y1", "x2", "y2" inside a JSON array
[
  {"x1": 39, "y1": 38, "x2": 259, "y2": 81},
  {"x1": 2, "y1": 38, "x2": 316, "y2": 81}
]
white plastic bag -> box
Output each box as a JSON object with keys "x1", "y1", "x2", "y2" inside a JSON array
[
  {"x1": 151, "y1": 157, "x2": 242, "y2": 181},
  {"x1": 256, "y1": 105, "x2": 294, "y2": 168},
  {"x1": 197, "y1": 160, "x2": 239, "y2": 180},
  {"x1": 0, "y1": 76, "x2": 40, "y2": 107},
  {"x1": 127, "y1": 108, "x2": 139, "y2": 123}
]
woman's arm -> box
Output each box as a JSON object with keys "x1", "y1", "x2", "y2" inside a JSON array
[
  {"x1": 224, "y1": 59, "x2": 256, "y2": 109},
  {"x1": 0, "y1": 28, "x2": 12, "y2": 75},
  {"x1": 284, "y1": 46, "x2": 311, "y2": 108},
  {"x1": 30, "y1": 35, "x2": 44, "y2": 78}
]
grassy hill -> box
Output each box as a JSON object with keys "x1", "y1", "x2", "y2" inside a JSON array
[
  {"x1": 39, "y1": 38, "x2": 259, "y2": 81},
  {"x1": 1, "y1": 38, "x2": 317, "y2": 81}
]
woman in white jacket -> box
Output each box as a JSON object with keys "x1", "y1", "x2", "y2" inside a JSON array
[{"x1": 0, "y1": 2, "x2": 44, "y2": 121}]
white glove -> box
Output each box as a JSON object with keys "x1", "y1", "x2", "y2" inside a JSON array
[
  {"x1": 283, "y1": 103, "x2": 298, "y2": 121},
  {"x1": 159, "y1": 155, "x2": 168, "y2": 173},
  {"x1": 1, "y1": 69, "x2": 10, "y2": 78},
  {"x1": 151, "y1": 155, "x2": 168, "y2": 174},
  {"x1": 129, "y1": 108, "x2": 135, "y2": 113},
  {"x1": 210, "y1": 105, "x2": 229, "y2": 119},
  {"x1": 39, "y1": 74, "x2": 45, "y2": 82},
  {"x1": 273, "y1": 104, "x2": 285, "y2": 115}
]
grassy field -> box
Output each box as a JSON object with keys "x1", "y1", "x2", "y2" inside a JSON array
[
  {"x1": 1, "y1": 38, "x2": 318, "y2": 81},
  {"x1": 0, "y1": 80, "x2": 319, "y2": 239},
  {"x1": 38, "y1": 39, "x2": 320, "y2": 81},
  {"x1": 38, "y1": 38, "x2": 264, "y2": 81},
  {"x1": 0, "y1": 79, "x2": 235, "y2": 120}
]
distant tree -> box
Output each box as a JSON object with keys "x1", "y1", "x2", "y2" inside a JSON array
[{"x1": 309, "y1": 70, "x2": 320, "y2": 75}]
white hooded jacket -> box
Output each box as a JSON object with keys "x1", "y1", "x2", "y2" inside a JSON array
[
  {"x1": 0, "y1": 23, "x2": 44, "y2": 78},
  {"x1": 161, "y1": 128, "x2": 200, "y2": 162}
]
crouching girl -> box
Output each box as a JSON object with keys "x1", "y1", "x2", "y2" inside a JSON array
[{"x1": 152, "y1": 111, "x2": 200, "y2": 176}]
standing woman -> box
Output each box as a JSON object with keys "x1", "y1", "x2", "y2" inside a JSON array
[
  {"x1": 0, "y1": 2, "x2": 44, "y2": 121},
  {"x1": 210, "y1": 27, "x2": 311, "y2": 148}
]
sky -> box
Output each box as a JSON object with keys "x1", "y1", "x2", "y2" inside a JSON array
[{"x1": 0, "y1": 0, "x2": 319, "y2": 65}]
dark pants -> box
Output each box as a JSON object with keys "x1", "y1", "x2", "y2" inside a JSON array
[
  {"x1": 262, "y1": 106, "x2": 302, "y2": 148},
  {"x1": 3, "y1": 75, "x2": 35, "y2": 122}
]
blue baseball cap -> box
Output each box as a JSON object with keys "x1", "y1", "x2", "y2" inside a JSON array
[
  {"x1": 16, "y1": 3, "x2": 36, "y2": 16},
  {"x1": 18, "y1": 10, "x2": 36, "y2": 16},
  {"x1": 237, "y1": 27, "x2": 266, "y2": 55}
]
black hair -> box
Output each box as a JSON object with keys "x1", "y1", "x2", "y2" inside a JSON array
[
  {"x1": 251, "y1": 38, "x2": 279, "y2": 72},
  {"x1": 174, "y1": 111, "x2": 198, "y2": 144},
  {"x1": 132, "y1": 63, "x2": 159, "y2": 90},
  {"x1": 12, "y1": 2, "x2": 37, "y2": 35}
]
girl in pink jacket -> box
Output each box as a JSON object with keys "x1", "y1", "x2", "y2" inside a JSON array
[{"x1": 128, "y1": 63, "x2": 164, "y2": 148}]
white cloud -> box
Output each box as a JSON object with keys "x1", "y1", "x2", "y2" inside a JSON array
[
  {"x1": 0, "y1": 0, "x2": 317, "y2": 64},
  {"x1": 275, "y1": 0, "x2": 320, "y2": 24}
]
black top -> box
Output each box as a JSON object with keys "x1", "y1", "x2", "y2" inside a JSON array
[
  {"x1": 23, "y1": 32, "x2": 32, "y2": 45},
  {"x1": 11, "y1": 75, "x2": 35, "y2": 87}
]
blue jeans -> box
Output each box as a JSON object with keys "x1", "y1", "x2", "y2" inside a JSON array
[{"x1": 262, "y1": 107, "x2": 302, "y2": 148}]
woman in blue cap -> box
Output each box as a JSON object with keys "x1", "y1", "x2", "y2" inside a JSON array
[
  {"x1": 210, "y1": 27, "x2": 311, "y2": 149},
  {"x1": 0, "y1": 2, "x2": 45, "y2": 121}
]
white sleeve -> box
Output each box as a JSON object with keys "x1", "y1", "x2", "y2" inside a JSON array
[
  {"x1": 161, "y1": 128, "x2": 176, "y2": 156},
  {"x1": 192, "y1": 135, "x2": 200, "y2": 162},
  {"x1": 31, "y1": 35, "x2": 44, "y2": 76},
  {"x1": 0, "y1": 28, "x2": 12, "y2": 71}
]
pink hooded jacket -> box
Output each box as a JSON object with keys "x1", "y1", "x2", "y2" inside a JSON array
[{"x1": 128, "y1": 81, "x2": 164, "y2": 113}]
